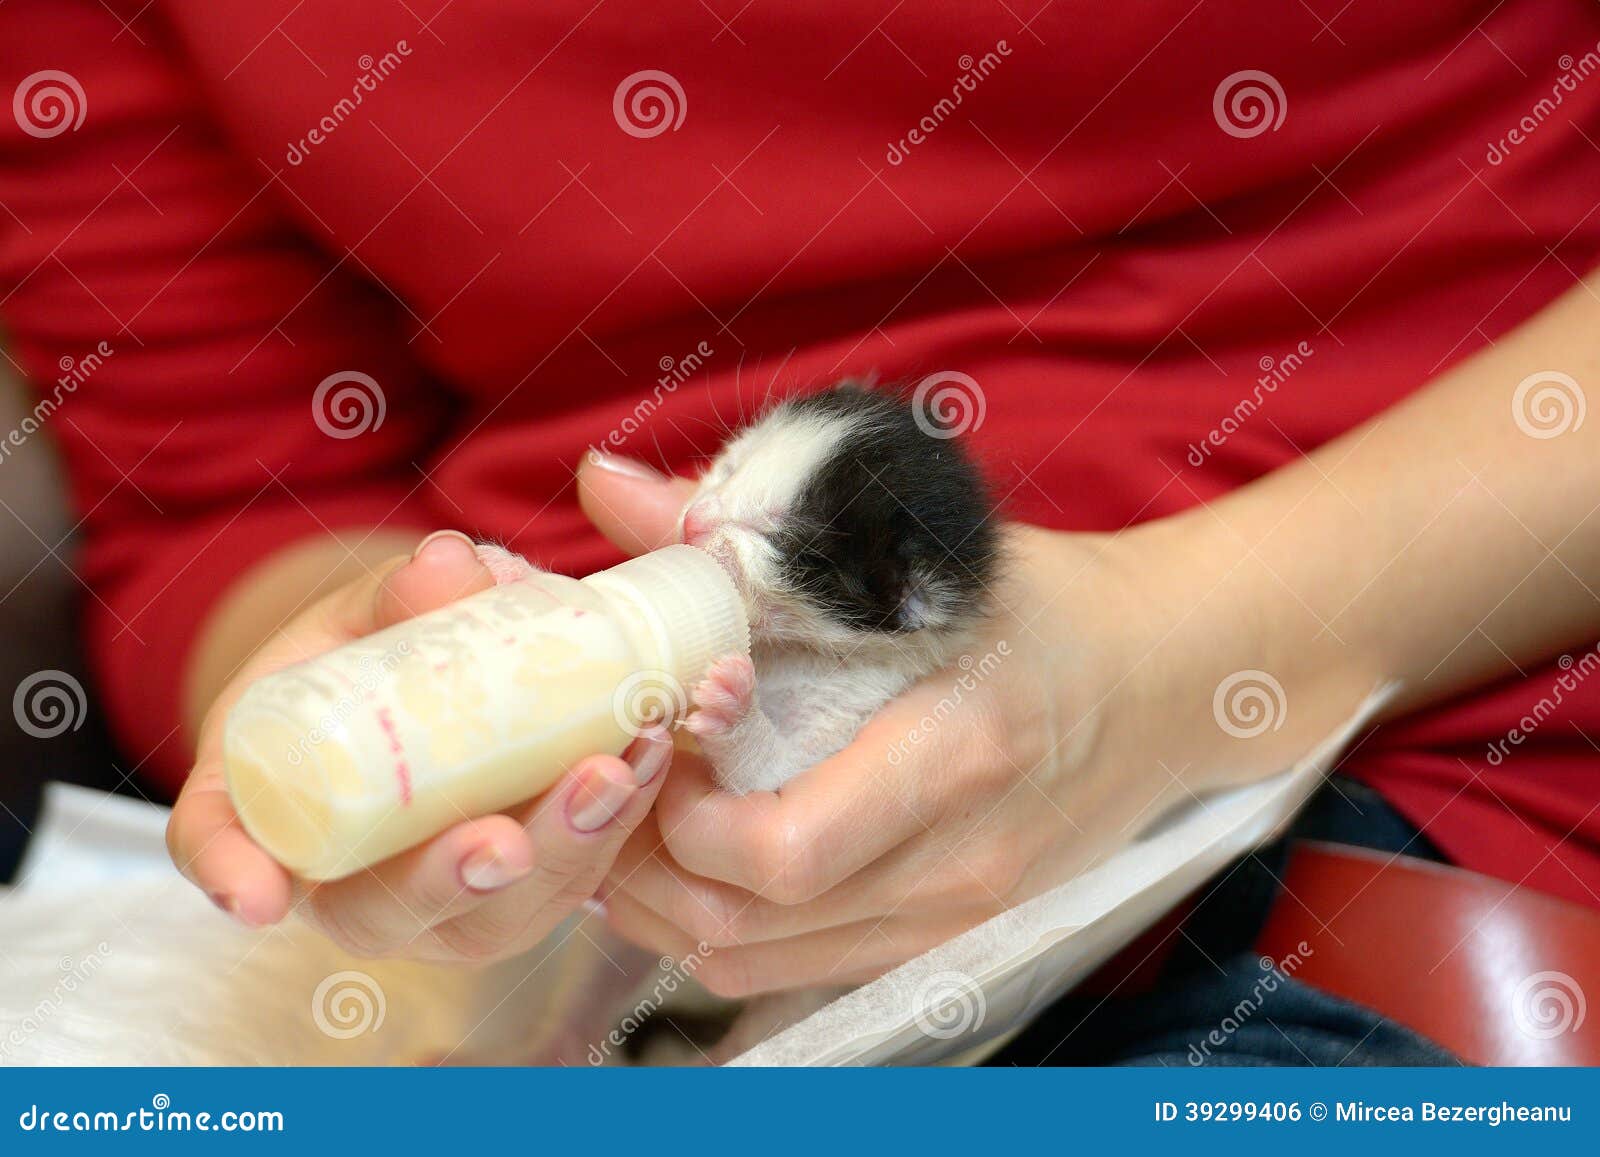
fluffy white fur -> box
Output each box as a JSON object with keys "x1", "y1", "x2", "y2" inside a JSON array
[
  {"x1": 0, "y1": 786, "x2": 798, "y2": 1067},
  {"x1": 677, "y1": 408, "x2": 980, "y2": 794},
  {"x1": 0, "y1": 878, "x2": 650, "y2": 1066}
]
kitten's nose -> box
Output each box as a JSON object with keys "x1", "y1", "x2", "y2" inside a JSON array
[{"x1": 681, "y1": 498, "x2": 721, "y2": 546}]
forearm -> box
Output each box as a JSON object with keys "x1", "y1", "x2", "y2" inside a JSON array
[
  {"x1": 181, "y1": 528, "x2": 421, "y2": 745},
  {"x1": 1120, "y1": 270, "x2": 1600, "y2": 781}
]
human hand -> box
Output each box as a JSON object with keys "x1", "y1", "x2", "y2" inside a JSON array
[
  {"x1": 594, "y1": 524, "x2": 1137, "y2": 995},
  {"x1": 578, "y1": 451, "x2": 1373, "y2": 996},
  {"x1": 167, "y1": 529, "x2": 673, "y2": 963}
]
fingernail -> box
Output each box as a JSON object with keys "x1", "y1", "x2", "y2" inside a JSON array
[
  {"x1": 625, "y1": 727, "x2": 672, "y2": 786},
  {"x1": 412, "y1": 529, "x2": 476, "y2": 562},
  {"x1": 211, "y1": 892, "x2": 270, "y2": 928},
  {"x1": 567, "y1": 768, "x2": 635, "y2": 833},
  {"x1": 459, "y1": 846, "x2": 531, "y2": 892},
  {"x1": 586, "y1": 449, "x2": 663, "y2": 481}
]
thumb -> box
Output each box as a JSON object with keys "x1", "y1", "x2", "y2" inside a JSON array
[
  {"x1": 371, "y1": 530, "x2": 498, "y2": 629},
  {"x1": 578, "y1": 450, "x2": 697, "y2": 557}
]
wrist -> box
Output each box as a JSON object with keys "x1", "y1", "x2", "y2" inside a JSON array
[{"x1": 1049, "y1": 509, "x2": 1385, "y2": 800}]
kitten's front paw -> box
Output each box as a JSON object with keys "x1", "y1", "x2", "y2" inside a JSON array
[{"x1": 685, "y1": 655, "x2": 756, "y2": 738}]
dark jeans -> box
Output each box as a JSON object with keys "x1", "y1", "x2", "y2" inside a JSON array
[{"x1": 988, "y1": 778, "x2": 1462, "y2": 1066}]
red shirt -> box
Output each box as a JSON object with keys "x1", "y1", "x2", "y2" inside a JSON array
[{"x1": 3, "y1": 1, "x2": 1599, "y2": 906}]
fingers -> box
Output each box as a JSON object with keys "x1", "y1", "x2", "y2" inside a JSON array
[
  {"x1": 298, "y1": 730, "x2": 673, "y2": 962},
  {"x1": 603, "y1": 827, "x2": 882, "y2": 947},
  {"x1": 652, "y1": 709, "x2": 941, "y2": 902},
  {"x1": 577, "y1": 451, "x2": 697, "y2": 557},
  {"x1": 605, "y1": 805, "x2": 1008, "y2": 950},
  {"x1": 167, "y1": 774, "x2": 294, "y2": 927},
  {"x1": 299, "y1": 812, "x2": 539, "y2": 956},
  {"x1": 604, "y1": 889, "x2": 965, "y2": 999},
  {"x1": 370, "y1": 530, "x2": 496, "y2": 629},
  {"x1": 173, "y1": 529, "x2": 500, "y2": 927},
  {"x1": 312, "y1": 529, "x2": 494, "y2": 643}
]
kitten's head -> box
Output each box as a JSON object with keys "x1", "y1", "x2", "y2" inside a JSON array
[{"x1": 680, "y1": 383, "x2": 999, "y2": 652}]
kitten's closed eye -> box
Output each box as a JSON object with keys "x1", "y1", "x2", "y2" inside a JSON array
[
  {"x1": 682, "y1": 380, "x2": 997, "y2": 647},
  {"x1": 678, "y1": 379, "x2": 1002, "y2": 794}
]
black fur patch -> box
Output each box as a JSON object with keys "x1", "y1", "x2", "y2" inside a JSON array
[{"x1": 774, "y1": 384, "x2": 999, "y2": 634}]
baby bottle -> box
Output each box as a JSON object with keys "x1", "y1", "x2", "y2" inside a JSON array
[{"x1": 223, "y1": 545, "x2": 749, "y2": 880}]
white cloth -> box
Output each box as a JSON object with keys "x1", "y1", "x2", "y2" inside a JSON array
[
  {"x1": 733, "y1": 690, "x2": 1389, "y2": 1064},
  {"x1": 0, "y1": 687, "x2": 1387, "y2": 1065},
  {"x1": 0, "y1": 784, "x2": 629, "y2": 1066}
]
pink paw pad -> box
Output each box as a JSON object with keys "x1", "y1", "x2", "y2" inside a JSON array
[{"x1": 685, "y1": 655, "x2": 756, "y2": 737}]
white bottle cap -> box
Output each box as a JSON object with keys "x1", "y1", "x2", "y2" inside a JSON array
[{"x1": 582, "y1": 545, "x2": 752, "y2": 695}]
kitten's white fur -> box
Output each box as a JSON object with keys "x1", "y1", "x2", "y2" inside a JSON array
[
  {"x1": 677, "y1": 407, "x2": 979, "y2": 794},
  {"x1": 486, "y1": 401, "x2": 978, "y2": 794}
]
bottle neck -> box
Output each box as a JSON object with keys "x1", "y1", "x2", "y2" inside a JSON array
[{"x1": 579, "y1": 546, "x2": 752, "y2": 691}]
